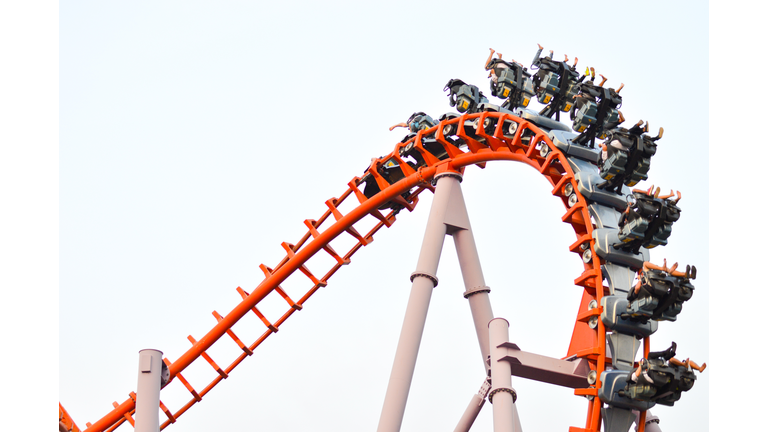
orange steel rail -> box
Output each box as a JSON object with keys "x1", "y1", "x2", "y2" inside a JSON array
[{"x1": 64, "y1": 111, "x2": 610, "y2": 432}]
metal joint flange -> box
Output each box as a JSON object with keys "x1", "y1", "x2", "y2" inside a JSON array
[
  {"x1": 463, "y1": 285, "x2": 491, "y2": 298},
  {"x1": 432, "y1": 171, "x2": 463, "y2": 185},
  {"x1": 488, "y1": 387, "x2": 517, "y2": 404},
  {"x1": 410, "y1": 271, "x2": 438, "y2": 287}
]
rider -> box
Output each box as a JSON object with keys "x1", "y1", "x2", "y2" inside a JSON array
[{"x1": 389, "y1": 112, "x2": 437, "y2": 133}]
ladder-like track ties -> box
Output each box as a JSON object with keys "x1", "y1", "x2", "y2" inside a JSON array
[
  {"x1": 187, "y1": 336, "x2": 228, "y2": 378},
  {"x1": 347, "y1": 179, "x2": 369, "y2": 205},
  {"x1": 574, "y1": 269, "x2": 604, "y2": 291},
  {"x1": 569, "y1": 235, "x2": 593, "y2": 253},
  {"x1": 576, "y1": 307, "x2": 602, "y2": 323},
  {"x1": 526, "y1": 133, "x2": 547, "y2": 158},
  {"x1": 538, "y1": 152, "x2": 562, "y2": 175},
  {"x1": 476, "y1": 113, "x2": 506, "y2": 151},
  {"x1": 349, "y1": 177, "x2": 396, "y2": 227},
  {"x1": 276, "y1": 287, "x2": 303, "y2": 310},
  {"x1": 236, "y1": 287, "x2": 279, "y2": 333},
  {"x1": 212, "y1": 310, "x2": 253, "y2": 355},
  {"x1": 257, "y1": 266, "x2": 304, "y2": 309},
  {"x1": 281, "y1": 241, "x2": 331, "y2": 285},
  {"x1": 562, "y1": 200, "x2": 588, "y2": 227},
  {"x1": 159, "y1": 400, "x2": 176, "y2": 424},
  {"x1": 552, "y1": 175, "x2": 575, "y2": 196},
  {"x1": 324, "y1": 199, "x2": 370, "y2": 245},
  {"x1": 172, "y1": 369, "x2": 201, "y2": 402},
  {"x1": 457, "y1": 121, "x2": 486, "y2": 154}
]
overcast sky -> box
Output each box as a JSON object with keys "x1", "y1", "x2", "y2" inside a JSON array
[{"x1": 2, "y1": 1, "x2": 764, "y2": 432}]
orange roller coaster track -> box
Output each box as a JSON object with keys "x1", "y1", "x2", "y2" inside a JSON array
[{"x1": 62, "y1": 111, "x2": 613, "y2": 432}]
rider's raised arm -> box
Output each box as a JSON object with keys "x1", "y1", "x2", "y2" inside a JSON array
[{"x1": 531, "y1": 43, "x2": 544, "y2": 67}]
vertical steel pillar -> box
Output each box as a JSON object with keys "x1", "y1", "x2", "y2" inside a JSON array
[
  {"x1": 135, "y1": 349, "x2": 163, "y2": 432},
  {"x1": 376, "y1": 173, "x2": 461, "y2": 432},
  {"x1": 489, "y1": 318, "x2": 522, "y2": 432}
]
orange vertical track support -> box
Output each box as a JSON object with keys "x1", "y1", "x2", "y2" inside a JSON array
[{"x1": 69, "y1": 112, "x2": 607, "y2": 432}]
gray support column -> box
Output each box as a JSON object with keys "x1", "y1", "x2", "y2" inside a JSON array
[
  {"x1": 135, "y1": 349, "x2": 163, "y2": 432},
  {"x1": 489, "y1": 318, "x2": 521, "y2": 432},
  {"x1": 376, "y1": 174, "x2": 461, "y2": 432}
]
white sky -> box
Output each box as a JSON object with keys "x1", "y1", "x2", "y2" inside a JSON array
[{"x1": 1, "y1": 1, "x2": 764, "y2": 432}]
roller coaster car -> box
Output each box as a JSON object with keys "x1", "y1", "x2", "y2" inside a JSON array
[
  {"x1": 536, "y1": 71, "x2": 560, "y2": 105},
  {"x1": 600, "y1": 145, "x2": 628, "y2": 181},
  {"x1": 359, "y1": 157, "x2": 417, "y2": 211},
  {"x1": 625, "y1": 269, "x2": 667, "y2": 318},
  {"x1": 486, "y1": 59, "x2": 536, "y2": 110},
  {"x1": 560, "y1": 81, "x2": 580, "y2": 113},
  {"x1": 616, "y1": 195, "x2": 655, "y2": 244},
  {"x1": 398, "y1": 135, "x2": 452, "y2": 167},
  {"x1": 572, "y1": 101, "x2": 620, "y2": 138},
  {"x1": 616, "y1": 192, "x2": 680, "y2": 253},
  {"x1": 572, "y1": 99, "x2": 598, "y2": 132},
  {"x1": 625, "y1": 268, "x2": 695, "y2": 323},
  {"x1": 531, "y1": 57, "x2": 580, "y2": 119},
  {"x1": 444, "y1": 79, "x2": 488, "y2": 114},
  {"x1": 622, "y1": 347, "x2": 697, "y2": 406},
  {"x1": 394, "y1": 113, "x2": 438, "y2": 146},
  {"x1": 570, "y1": 83, "x2": 623, "y2": 147},
  {"x1": 598, "y1": 128, "x2": 660, "y2": 193},
  {"x1": 405, "y1": 112, "x2": 437, "y2": 133}
]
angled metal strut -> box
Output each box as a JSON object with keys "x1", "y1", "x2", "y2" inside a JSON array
[{"x1": 376, "y1": 172, "x2": 521, "y2": 432}]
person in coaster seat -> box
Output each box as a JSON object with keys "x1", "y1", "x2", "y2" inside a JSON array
[
  {"x1": 598, "y1": 113, "x2": 631, "y2": 162},
  {"x1": 629, "y1": 257, "x2": 696, "y2": 301},
  {"x1": 484, "y1": 48, "x2": 527, "y2": 98},
  {"x1": 484, "y1": 48, "x2": 510, "y2": 85},
  {"x1": 389, "y1": 112, "x2": 437, "y2": 133},
  {"x1": 629, "y1": 342, "x2": 707, "y2": 385}
]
